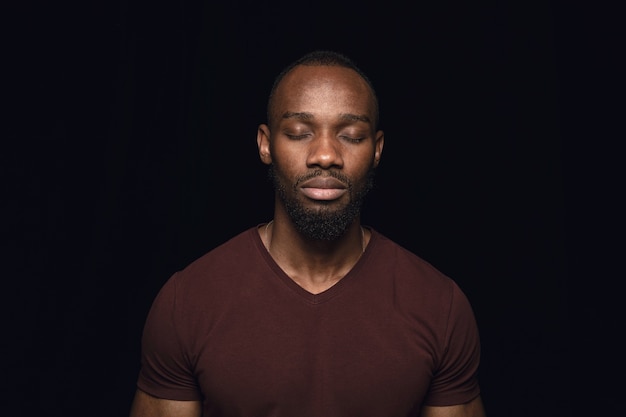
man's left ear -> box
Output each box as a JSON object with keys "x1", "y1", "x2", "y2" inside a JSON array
[
  {"x1": 257, "y1": 124, "x2": 272, "y2": 165},
  {"x1": 373, "y1": 131, "x2": 384, "y2": 167}
]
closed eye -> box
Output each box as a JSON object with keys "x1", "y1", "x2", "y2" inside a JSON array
[
  {"x1": 340, "y1": 135, "x2": 365, "y2": 144},
  {"x1": 285, "y1": 133, "x2": 311, "y2": 140}
]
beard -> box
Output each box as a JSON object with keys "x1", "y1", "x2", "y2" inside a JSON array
[{"x1": 268, "y1": 165, "x2": 375, "y2": 241}]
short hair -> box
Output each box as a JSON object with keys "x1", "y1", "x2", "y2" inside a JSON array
[{"x1": 266, "y1": 50, "x2": 380, "y2": 129}]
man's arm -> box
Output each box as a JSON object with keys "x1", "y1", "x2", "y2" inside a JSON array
[
  {"x1": 421, "y1": 395, "x2": 486, "y2": 417},
  {"x1": 129, "y1": 389, "x2": 201, "y2": 417}
]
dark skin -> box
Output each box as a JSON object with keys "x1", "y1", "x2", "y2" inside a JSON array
[
  {"x1": 129, "y1": 64, "x2": 486, "y2": 417},
  {"x1": 257, "y1": 64, "x2": 383, "y2": 294}
]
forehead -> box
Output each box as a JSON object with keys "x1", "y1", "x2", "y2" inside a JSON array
[{"x1": 271, "y1": 65, "x2": 375, "y2": 121}]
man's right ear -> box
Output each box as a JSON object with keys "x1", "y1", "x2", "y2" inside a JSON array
[{"x1": 257, "y1": 124, "x2": 272, "y2": 165}]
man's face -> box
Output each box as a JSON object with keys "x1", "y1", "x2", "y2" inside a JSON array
[{"x1": 259, "y1": 65, "x2": 384, "y2": 240}]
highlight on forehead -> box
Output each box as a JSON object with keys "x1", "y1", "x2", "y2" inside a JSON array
[
  {"x1": 267, "y1": 50, "x2": 380, "y2": 129},
  {"x1": 268, "y1": 73, "x2": 377, "y2": 128}
]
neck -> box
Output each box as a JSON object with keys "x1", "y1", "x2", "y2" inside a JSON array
[{"x1": 260, "y1": 218, "x2": 368, "y2": 294}]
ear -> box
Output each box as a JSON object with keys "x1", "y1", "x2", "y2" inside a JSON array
[
  {"x1": 373, "y1": 130, "x2": 384, "y2": 167},
  {"x1": 257, "y1": 124, "x2": 272, "y2": 165}
]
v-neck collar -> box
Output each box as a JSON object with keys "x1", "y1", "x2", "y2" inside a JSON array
[{"x1": 251, "y1": 225, "x2": 375, "y2": 305}]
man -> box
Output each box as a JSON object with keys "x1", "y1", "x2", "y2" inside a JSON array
[{"x1": 129, "y1": 50, "x2": 486, "y2": 417}]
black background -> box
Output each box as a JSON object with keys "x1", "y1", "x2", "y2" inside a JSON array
[{"x1": 6, "y1": 0, "x2": 623, "y2": 416}]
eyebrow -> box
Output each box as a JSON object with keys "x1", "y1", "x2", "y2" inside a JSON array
[
  {"x1": 281, "y1": 111, "x2": 371, "y2": 124},
  {"x1": 339, "y1": 113, "x2": 371, "y2": 124},
  {"x1": 282, "y1": 111, "x2": 314, "y2": 121}
]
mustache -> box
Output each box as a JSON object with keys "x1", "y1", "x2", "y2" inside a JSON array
[{"x1": 294, "y1": 170, "x2": 352, "y2": 188}]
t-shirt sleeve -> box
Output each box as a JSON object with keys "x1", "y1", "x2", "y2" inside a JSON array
[
  {"x1": 136, "y1": 273, "x2": 201, "y2": 401},
  {"x1": 423, "y1": 281, "x2": 481, "y2": 406}
]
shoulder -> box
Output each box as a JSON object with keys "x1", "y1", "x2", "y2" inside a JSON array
[
  {"x1": 177, "y1": 227, "x2": 261, "y2": 281},
  {"x1": 367, "y1": 229, "x2": 457, "y2": 289},
  {"x1": 364, "y1": 228, "x2": 473, "y2": 320},
  {"x1": 147, "y1": 227, "x2": 267, "y2": 334},
  {"x1": 361, "y1": 229, "x2": 480, "y2": 368},
  {"x1": 156, "y1": 227, "x2": 265, "y2": 304}
]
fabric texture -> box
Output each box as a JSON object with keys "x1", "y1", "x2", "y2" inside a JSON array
[{"x1": 137, "y1": 226, "x2": 481, "y2": 416}]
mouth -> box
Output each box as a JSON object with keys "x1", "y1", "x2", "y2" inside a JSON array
[{"x1": 299, "y1": 177, "x2": 348, "y2": 201}]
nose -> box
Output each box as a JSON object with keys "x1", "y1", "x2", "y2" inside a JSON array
[{"x1": 306, "y1": 132, "x2": 344, "y2": 169}]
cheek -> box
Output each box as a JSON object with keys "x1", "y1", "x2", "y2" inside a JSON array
[
  {"x1": 350, "y1": 152, "x2": 378, "y2": 185},
  {"x1": 270, "y1": 158, "x2": 299, "y2": 191},
  {"x1": 271, "y1": 142, "x2": 301, "y2": 167},
  {"x1": 271, "y1": 155, "x2": 297, "y2": 180},
  {"x1": 350, "y1": 148, "x2": 377, "y2": 173}
]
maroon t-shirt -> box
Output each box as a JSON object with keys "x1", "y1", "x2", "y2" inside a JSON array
[{"x1": 137, "y1": 226, "x2": 481, "y2": 416}]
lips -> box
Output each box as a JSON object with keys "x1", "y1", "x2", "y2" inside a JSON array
[
  {"x1": 300, "y1": 177, "x2": 347, "y2": 189},
  {"x1": 299, "y1": 177, "x2": 348, "y2": 201}
]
